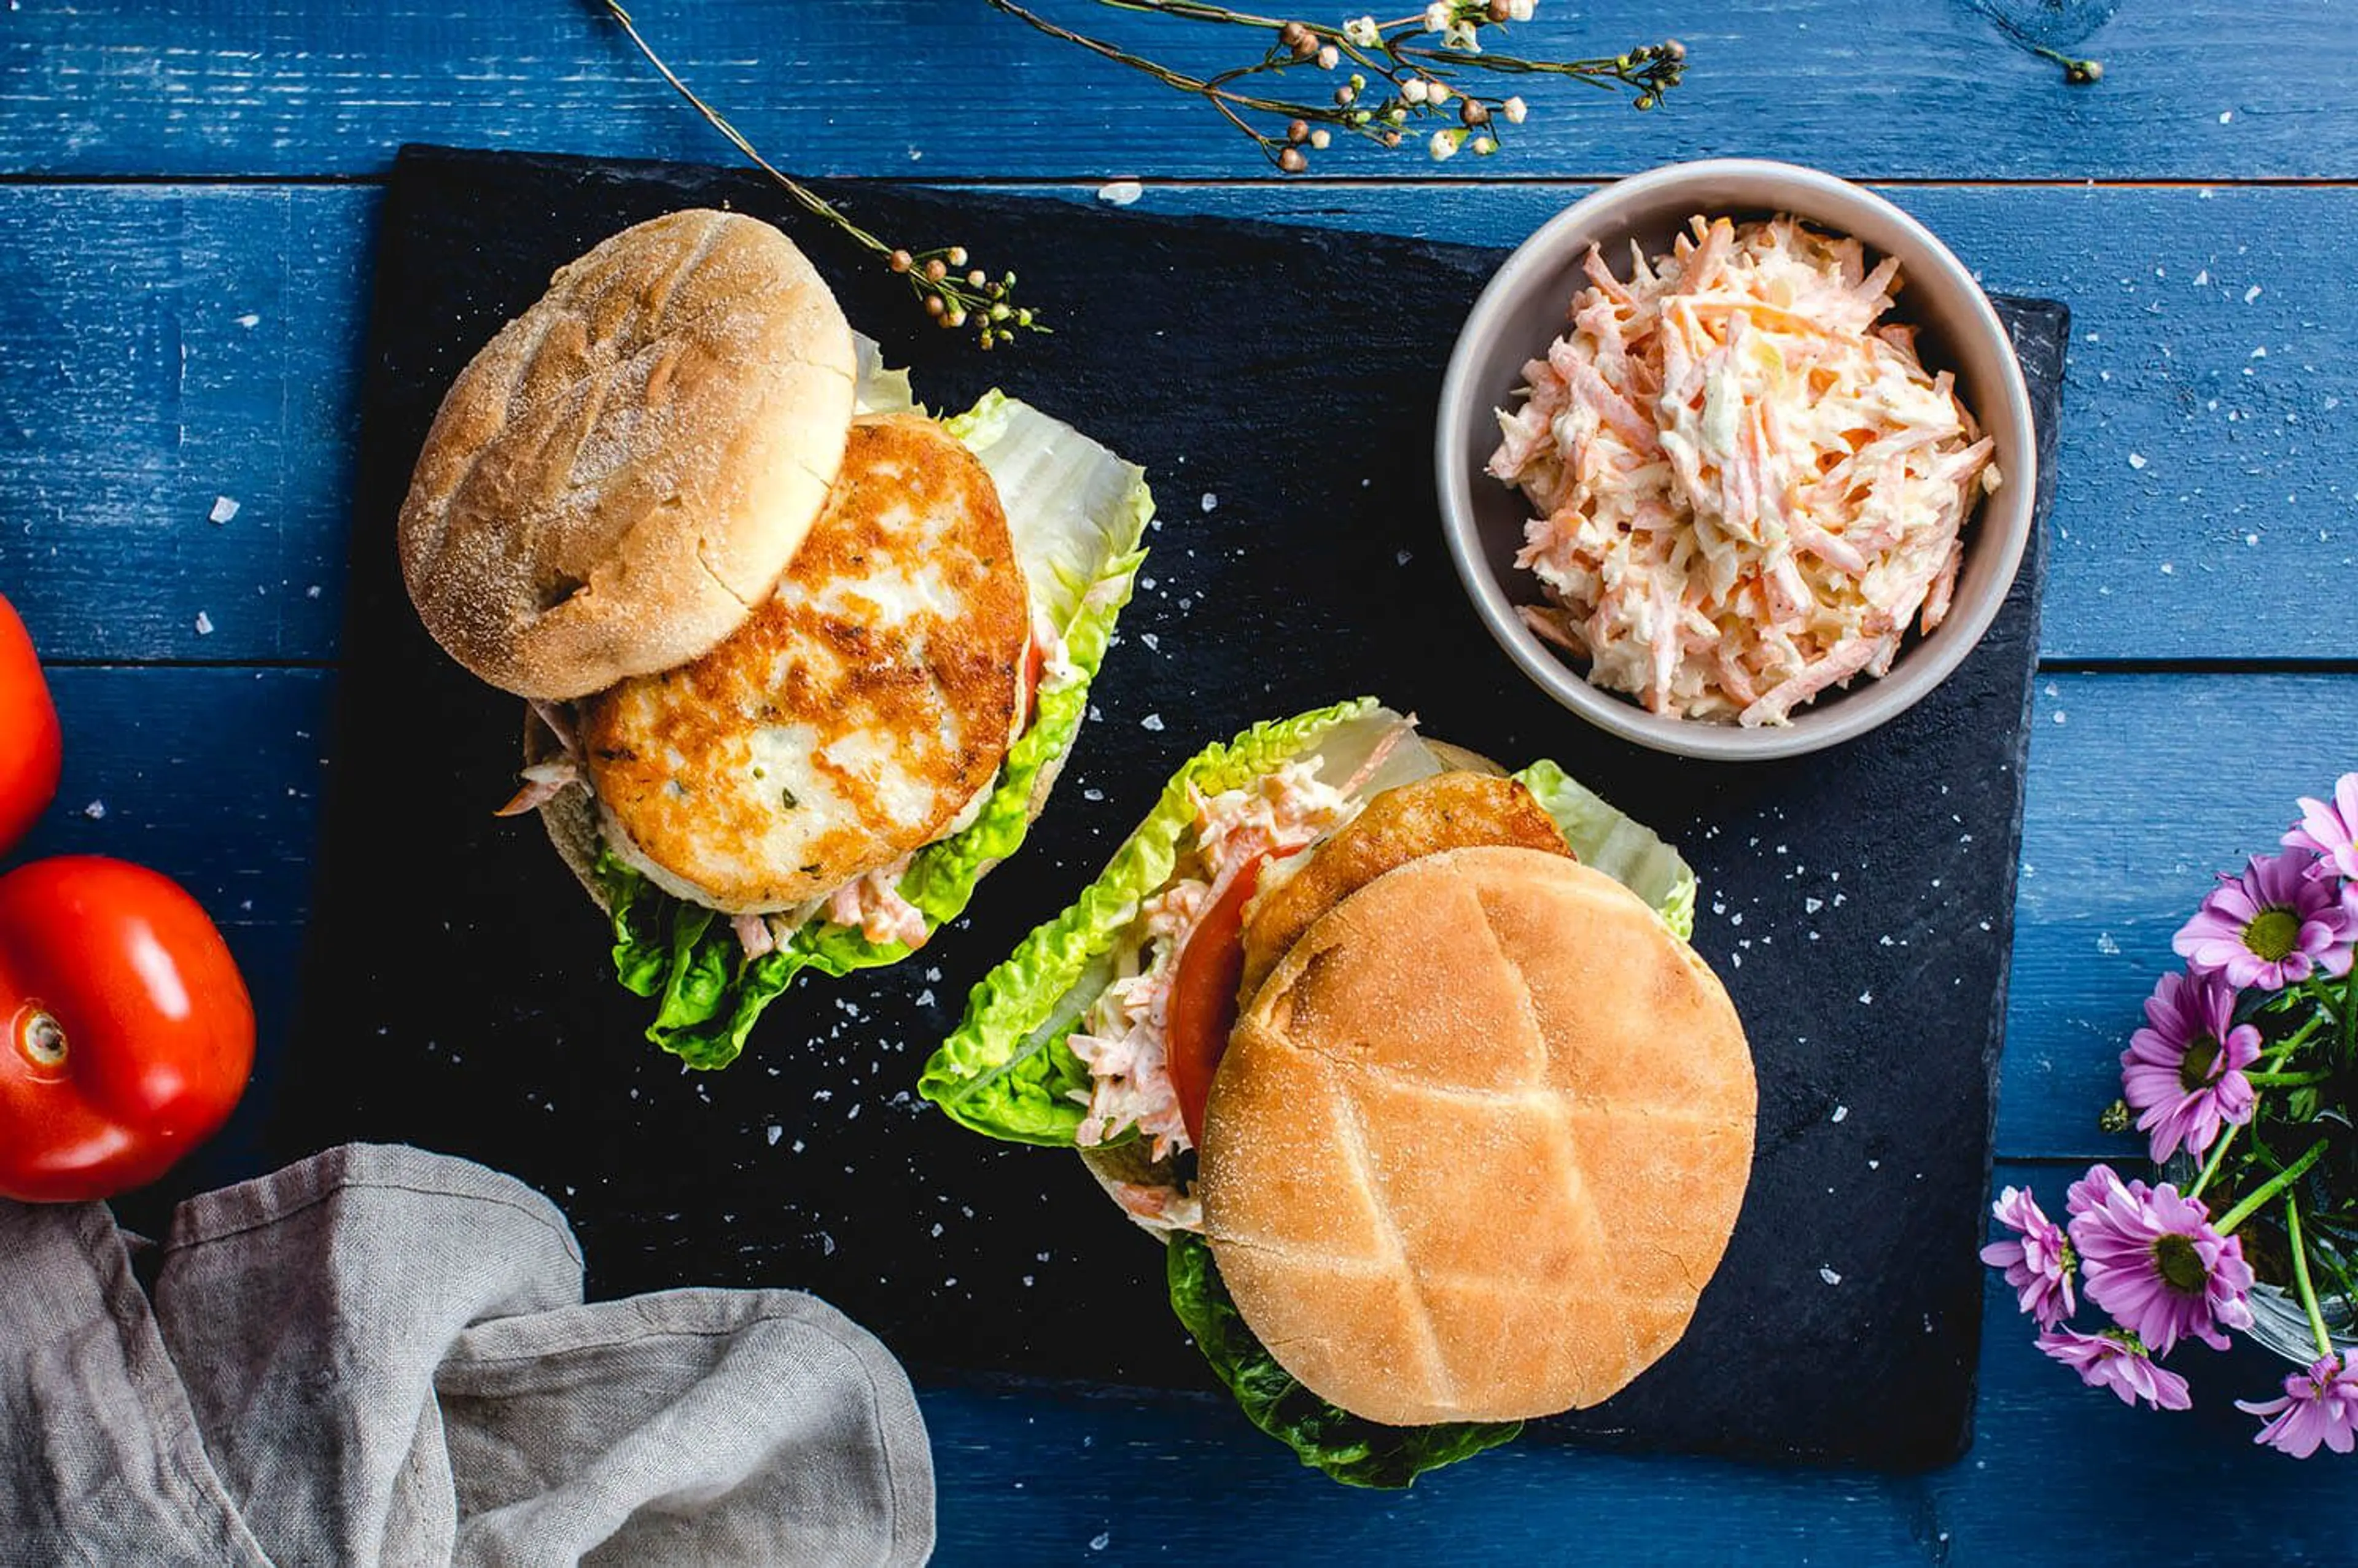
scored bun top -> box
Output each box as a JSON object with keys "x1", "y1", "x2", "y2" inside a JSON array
[
  {"x1": 1200, "y1": 846, "x2": 1755, "y2": 1428},
  {"x1": 398, "y1": 209, "x2": 857, "y2": 699}
]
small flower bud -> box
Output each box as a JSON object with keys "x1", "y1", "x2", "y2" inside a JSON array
[
  {"x1": 1286, "y1": 118, "x2": 1310, "y2": 144},
  {"x1": 2098, "y1": 1099, "x2": 2133, "y2": 1135},
  {"x1": 1633, "y1": 93, "x2": 1657, "y2": 111},
  {"x1": 1503, "y1": 94, "x2": 1528, "y2": 123},
  {"x1": 1472, "y1": 134, "x2": 1496, "y2": 155},
  {"x1": 1278, "y1": 146, "x2": 1309, "y2": 174},
  {"x1": 1428, "y1": 81, "x2": 1452, "y2": 106},
  {"x1": 1460, "y1": 99, "x2": 1490, "y2": 126},
  {"x1": 968, "y1": 269, "x2": 987, "y2": 287},
  {"x1": 1380, "y1": 130, "x2": 1401, "y2": 148},
  {"x1": 1661, "y1": 37, "x2": 1686, "y2": 61},
  {"x1": 946, "y1": 246, "x2": 968, "y2": 266},
  {"x1": 944, "y1": 307, "x2": 967, "y2": 329},
  {"x1": 1387, "y1": 106, "x2": 1407, "y2": 125},
  {"x1": 1487, "y1": 0, "x2": 1509, "y2": 18},
  {"x1": 924, "y1": 258, "x2": 947, "y2": 282},
  {"x1": 1428, "y1": 127, "x2": 1461, "y2": 161},
  {"x1": 1309, "y1": 128, "x2": 1331, "y2": 149},
  {"x1": 889, "y1": 249, "x2": 913, "y2": 273},
  {"x1": 1342, "y1": 16, "x2": 1379, "y2": 49},
  {"x1": 924, "y1": 295, "x2": 946, "y2": 318},
  {"x1": 990, "y1": 302, "x2": 1011, "y2": 321},
  {"x1": 1402, "y1": 77, "x2": 1429, "y2": 104},
  {"x1": 1335, "y1": 84, "x2": 1356, "y2": 106},
  {"x1": 1016, "y1": 309, "x2": 1034, "y2": 327},
  {"x1": 1317, "y1": 45, "x2": 1339, "y2": 69},
  {"x1": 2067, "y1": 56, "x2": 2103, "y2": 83},
  {"x1": 1278, "y1": 20, "x2": 1309, "y2": 48}
]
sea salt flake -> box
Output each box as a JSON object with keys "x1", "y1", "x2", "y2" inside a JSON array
[
  {"x1": 81, "y1": 800, "x2": 106, "y2": 820},
  {"x1": 2194, "y1": 270, "x2": 2210, "y2": 285},
  {"x1": 2096, "y1": 932, "x2": 2120, "y2": 955},
  {"x1": 2126, "y1": 452, "x2": 2147, "y2": 470},
  {"x1": 1096, "y1": 180, "x2": 1143, "y2": 206},
  {"x1": 1858, "y1": 990, "x2": 1874, "y2": 1005},
  {"x1": 1819, "y1": 1267, "x2": 1843, "y2": 1286},
  {"x1": 194, "y1": 611, "x2": 214, "y2": 635},
  {"x1": 1140, "y1": 713, "x2": 1165, "y2": 732},
  {"x1": 208, "y1": 495, "x2": 240, "y2": 524},
  {"x1": 2244, "y1": 285, "x2": 2263, "y2": 304},
  {"x1": 1804, "y1": 897, "x2": 1823, "y2": 914},
  {"x1": 765, "y1": 1125, "x2": 782, "y2": 1146},
  {"x1": 2219, "y1": 109, "x2": 2233, "y2": 123},
  {"x1": 1831, "y1": 1104, "x2": 1849, "y2": 1123},
  {"x1": 1199, "y1": 492, "x2": 1218, "y2": 513},
  {"x1": 1090, "y1": 1534, "x2": 1112, "y2": 1553}
]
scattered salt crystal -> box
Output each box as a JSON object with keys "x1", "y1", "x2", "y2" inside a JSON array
[
  {"x1": 1199, "y1": 492, "x2": 1217, "y2": 513},
  {"x1": 765, "y1": 1125, "x2": 782, "y2": 1147},
  {"x1": 916, "y1": 988, "x2": 935, "y2": 1007},
  {"x1": 1804, "y1": 896, "x2": 1823, "y2": 915},
  {"x1": 305, "y1": 584, "x2": 321, "y2": 599},
  {"x1": 2160, "y1": 562, "x2": 2175, "y2": 575},
  {"x1": 194, "y1": 611, "x2": 214, "y2": 635},
  {"x1": 1819, "y1": 1267, "x2": 1843, "y2": 1286},
  {"x1": 792, "y1": 1139, "x2": 805, "y2": 1153},
  {"x1": 1869, "y1": 1160, "x2": 1881, "y2": 1170},
  {"x1": 2244, "y1": 285, "x2": 2262, "y2": 304},
  {"x1": 2096, "y1": 932, "x2": 2120, "y2": 955},
  {"x1": 1396, "y1": 549, "x2": 1414, "y2": 566},
  {"x1": 1831, "y1": 1104, "x2": 1849, "y2": 1123},
  {"x1": 1096, "y1": 180, "x2": 1143, "y2": 206},
  {"x1": 1083, "y1": 787, "x2": 1104, "y2": 802},
  {"x1": 2053, "y1": 710, "x2": 2067, "y2": 725},
  {"x1": 2127, "y1": 452, "x2": 2147, "y2": 470},
  {"x1": 2194, "y1": 269, "x2": 2210, "y2": 285},
  {"x1": 235, "y1": 312, "x2": 260, "y2": 328},
  {"x1": 81, "y1": 800, "x2": 106, "y2": 820},
  {"x1": 208, "y1": 495, "x2": 239, "y2": 524},
  {"x1": 1140, "y1": 632, "x2": 1160, "y2": 652},
  {"x1": 1858, "y1": 990, "x2": 1874, "y2": 1005},
  {"x1": 1090, "y1": 1534, "x2": 1112, "y2": 1553},
  {"x1": 2219, "y1": 109, "x2": 2233, "y2": 123},
  {"x1": 1140, "y1": 713, "x2": 1164, "y2": 731}
]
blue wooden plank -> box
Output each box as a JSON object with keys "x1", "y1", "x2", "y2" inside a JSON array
[
  {"x1": 0, "y1": 1, "x2": 2351, "y2": 181},
  {"x1": 0, "y1": 185, "x2": 367, "y2": 661},
  {"x1": 917, "y1": 1166, "x2": 2358, "y2": 1565},
  {"x1": 29, "y1": 666, "x2": 2355, "y2": 1162},
  {"x1": 5, "y1": 182, "x2": 2355, "y2": 666}
]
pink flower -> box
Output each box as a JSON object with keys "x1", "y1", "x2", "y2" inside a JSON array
[
  {"x1": 1980, "y1": 1186, "x2": 2077, "y2": 1329},
  {"x1": 2038, "y1": 1327, "x2": 2192, "y2": 1411},
  {"x1": 2285, "y1": 772, "x2": 2358, "y2": 882},
  {"x1": 2238, "y1": 1353, "x2": 2358, "y2": 1458},
  {"x1": 2173, "y1": 851, "x2": 2356, "y2": 992},
  {"x1": 2067, "y1": 1164, "x2": 2254, "y2": 1356},
  {"x1": 2119, "y1": 969, "x2": 2260, "y2": 1163}
]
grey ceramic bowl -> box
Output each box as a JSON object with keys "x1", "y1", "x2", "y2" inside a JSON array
[{"x1": 1436, "y1": 160, "x2": 2038, "y2": 761}]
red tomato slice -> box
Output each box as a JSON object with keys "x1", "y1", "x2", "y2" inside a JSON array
[{"x1": 1166, "y1": 854, "x2": 1267, "y2": 1150}]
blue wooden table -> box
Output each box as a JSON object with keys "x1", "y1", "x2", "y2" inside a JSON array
[{"x1": 5, "y1": 2, "x2": 2356, "y2": 1559}]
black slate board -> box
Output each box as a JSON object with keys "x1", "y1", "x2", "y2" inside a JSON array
[{"x1": 276, "y1": 144, "x2": 2066, "y2": 1470}]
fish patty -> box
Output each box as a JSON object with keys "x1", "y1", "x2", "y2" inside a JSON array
[
  {"x1": 580, "y1": 413, "x2": 1028, "y2": 912},
  {"x1": 1236, "y1": 770, "x2": 1570, "y2": 1006}
]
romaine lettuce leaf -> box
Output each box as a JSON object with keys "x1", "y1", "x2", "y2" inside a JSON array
[
  {"x1": 1512, "y1": 758, "x2": 1698, "y2": 939},
  {"x1": 916, "y1": 698, "x2": 1387, "y2": 1143},
  {"x1": 587, "y1": 386, "x2": 1153, "y2": 1069},
  {"x1": 1167, "y1": 1232, "x2": 1522, "y2": 1488}
]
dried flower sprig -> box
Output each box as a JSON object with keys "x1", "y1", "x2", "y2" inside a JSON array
[
  {"x1": 981, "y1": 1, "x2": 1684, "y2": 172},
  {"x1": 601, "y1": 1, "x2": 1042, "y2": 347}
]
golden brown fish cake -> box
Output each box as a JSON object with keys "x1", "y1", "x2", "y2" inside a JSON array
[
  {"x1": 1235, "y1": 770, "x2": 1569, "y2": 1006},
  {"x1": 578, "y1": 413, "x2": 1027, "y2": 912}
]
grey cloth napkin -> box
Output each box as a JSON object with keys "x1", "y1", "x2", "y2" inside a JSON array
[{"x1": 0, "y1": 1143, "x2": 934, "y2": 1567}]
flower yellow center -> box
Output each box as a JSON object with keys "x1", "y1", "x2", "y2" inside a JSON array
[
  {"x1": 2179, "y1": 1034, "x2": 2222, "y2": 1092},
  {"x1": 2244, "y1": 907, "x2": 2301, "y2": 963},
  {"x1": 2153, "y1": 1232, "x2": 2209, "y2": 1295}
]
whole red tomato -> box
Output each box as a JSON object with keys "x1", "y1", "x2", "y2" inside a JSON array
[
  {"x1": 0, "y1": 591, "x2": 61, "y2": 853},
  {"x1": 0, "y1": 857, "x2": 255, "y2": 1202}
]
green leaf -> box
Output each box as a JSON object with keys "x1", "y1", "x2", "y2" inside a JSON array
[
  {"x1": 1166, "y1": 1232, "x2": 1521, "y2": 1489},
  {"x1": 585, "y1": 387, "x2": 1153, "y2": 1069},
  {"x1": 1511, "y1": 758, "x2": 1699, "y2": 938},
  {"x1": 917, "y1": 698, "x2": 1386, "y2": 1143}
]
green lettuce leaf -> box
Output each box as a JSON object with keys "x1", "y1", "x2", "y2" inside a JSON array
[
  {"x1": 917, "y1": 698, "x2": 1388, "y2": 1144},
  {"x1": 1167, "y1": 1232, "x2": 1521, "y2": 1488},
  {"x1": 590, "y1": 387, "x2": 1153, "y2": 1069},
  {"x1": 1512, "y1": 758, "x2": 1698, "y2": 939}
]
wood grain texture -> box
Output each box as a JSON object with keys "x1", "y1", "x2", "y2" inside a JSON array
[
  {"x1": 918, "y1": 1192, "x2": 2358, "y2": 1566},
  {"x1": 26, "y1": 666, "x2": 2352, "y2": 1164},
  {"x1": 0, "y1": 1, "x2": 2351, "y2": 181},
  {"x1": 0, "y1": 185, "x2": 367, "y2": 661},
  {"x1": 6, "y1": 182, "x2": 2355, "y2": 664}
]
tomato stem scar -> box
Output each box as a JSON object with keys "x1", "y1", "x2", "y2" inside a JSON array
[{"x1": 14, "y1": 1005, "x2": 65, "y2": 1071}]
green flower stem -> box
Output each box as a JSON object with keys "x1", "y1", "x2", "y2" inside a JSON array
[
  {"x1": 2287, "y1": 1197, "x2": 2336, "y2": 1360},
  {"x1": 2246, "y1": 1069, "x2": 2335, "y2": 1087},
  {"x1": 2217, "y1": 1138, "x2": 2331, "y2": 1235},
  {"x1": 2343, "y1": 964, "x2": 2357, "y2": 1060},
  {"x1": 2263, "y1": 1013, "x2": 2328, "y2": 1061},
  {"x1": 2187, "y1": 1123, "x2": 2241, "y2": 1201}
]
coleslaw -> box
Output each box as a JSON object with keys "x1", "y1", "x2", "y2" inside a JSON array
[{"x1": 1489, "y1": 214, "x2": 2001, "y2": 726}]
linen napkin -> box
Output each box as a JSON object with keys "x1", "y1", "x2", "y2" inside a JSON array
[{"x1": 0, "y1": 1143, "x2": 933, "y2": 1566}]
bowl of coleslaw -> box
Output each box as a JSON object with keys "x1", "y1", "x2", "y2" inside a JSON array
[{"x1": 1436, "y1": 159, "x2": 2037, "y2": 761}]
